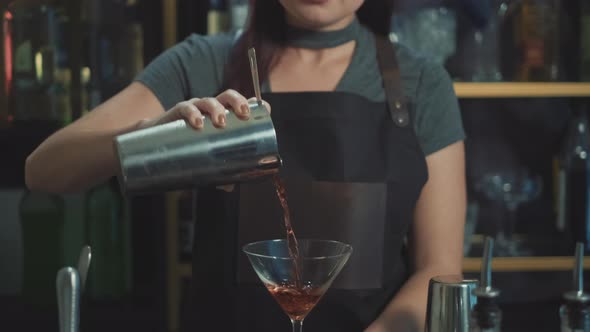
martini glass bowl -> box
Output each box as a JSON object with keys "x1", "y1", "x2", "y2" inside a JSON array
[
  {"x1": 475, "y1": 169, "x2": 543, "y2": 256},
  {"x1": 243, "y1": 239, "x2": 353, "y2": 332}
]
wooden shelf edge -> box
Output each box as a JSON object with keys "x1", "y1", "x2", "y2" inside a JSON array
[
  {"x1": 176, "y1": 257, "x2": 584, "y2": 277},
  {"x1": 463, "y1": 256, "x2": 590, "y2": 272},
  {"x1": 454, "y1": 82, "x2": 590, "y2": 98}
]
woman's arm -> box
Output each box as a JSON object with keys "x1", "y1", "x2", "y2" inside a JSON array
[
  {"x1": 366, "y1": 140, "x2": 466, "y2": 332},
  {"x1": 25, "y1": 81, "x2": 254, "y2": 194},
  {"x1": 25, "y1": 82, "x2": 165, "y2": 193}
]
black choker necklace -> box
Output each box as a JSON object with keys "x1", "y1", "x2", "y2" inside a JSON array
[{"x1": 285, "y1": 17, "x2": 361, "y2": 49}]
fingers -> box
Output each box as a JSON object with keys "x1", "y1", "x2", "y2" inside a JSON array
[
  {"x1": 175, "y1": 101, "x2": 204, "y2": 129},
  {"x1": 217, "y1": 89, "x2": 250, "y2": 120},
  {"x1": 190, "y1": 97, "x2": 227, "y2": 128},
  {"x1": 135, "y1": 118, "x2": 154, "y2": 130},
  {"x1": 247, "y1": 97, "x2": 271, "y2": 113},
  {"x1": 169, "y1": 91, "x2": 270, "y2": 131}
]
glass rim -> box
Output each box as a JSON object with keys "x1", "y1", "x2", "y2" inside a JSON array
[{"x1": 242, "y1": 238, "x2": 353, "y2": 261}]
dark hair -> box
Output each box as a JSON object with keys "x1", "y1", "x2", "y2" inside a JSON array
[{"x1": 223, "y1": 0, "x2": 395, "y2": 97}]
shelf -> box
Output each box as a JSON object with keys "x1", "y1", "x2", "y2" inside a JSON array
[
  {"x1": 454, "y1": 82, "x2": 590, "y2": 98},
  {"x1": 177, "y1": 258, "x2": 586, "y2": 275},
  {"x1": 463, "y1": 256, "x2": 590, "y2": 272}
]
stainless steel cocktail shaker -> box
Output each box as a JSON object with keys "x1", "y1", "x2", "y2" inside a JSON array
[
  {"x1": 114, "y1": 47, "x2": 281, "y2": 194},
  {"x1": 426, "y1": 275, "x2": 478, "y2": 332},
  {"x1": 114, "y1": 101, "x2": 281, "y2": 194}
]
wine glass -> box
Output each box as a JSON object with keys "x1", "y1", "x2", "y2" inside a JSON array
[
  {"x1": 475, "y1": 170, "x2": 543, "y2": 256},
  {"x1": 243, "y1": 239, "x2": 352, "y2": 332}
]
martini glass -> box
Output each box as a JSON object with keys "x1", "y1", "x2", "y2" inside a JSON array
[
  {"x1": 475, "y1": 169, "x2": 543, "y2": 256},
  {"x1": 243, "y1": 239, "x2": 353, "y2": 332}
]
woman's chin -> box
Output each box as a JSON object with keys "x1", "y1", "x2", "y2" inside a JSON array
[
  {"x1": 288, "y1": 12, "x2": 355, "y2": 31},
  {"x1": 281, "y1": 0, "x2": 362, "y2": 31}
]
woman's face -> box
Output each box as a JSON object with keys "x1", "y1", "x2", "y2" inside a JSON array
[{"x1": 279, "y1": 0, "x2": 364, "y2": 31}]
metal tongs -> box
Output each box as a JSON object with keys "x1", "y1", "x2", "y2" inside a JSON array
[{"x1": 57, "y1": 246, "x2": 92, "y2": 332}]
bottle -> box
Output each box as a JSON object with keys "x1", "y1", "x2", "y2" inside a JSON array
[
  {"x1": 557, "y1": 105, "x2": 590, "y2": 252},
  {"x1": 229, "y1": 0, "x2": 249, "y2": 31},
  {"x1": 80, "y1": 66, "x2": 91, "y2": 116},
  {"x1": 83, "y1": 0, "x2": 102, "y2": 109},
  {"x1": 514, "y1": 0, "x2": 560, "y2": 81},
  {"x1": 51, "y1": 5, "x2": 71, "y2": 126},
  {"x1": 49, "y1": 67, "x2": 72, "y2": 126},
  {"x1": 19, "y1": 190, "x2": 65, "y2": 307},
  {"x1": 84, "y1": 178, "x2": 132, "y2": 300},
  {"x1": 468, "y1": 0, "x2": 506, "y2": 82},
  {"x1": 581, "y1": 0, "x2": 590, "y2": 81},
  {"x1": 560, "y1": 243, "x2": 590, "y2": 331},
  {"x1": 207, "y1": 0, "x2": 229, "y2": 35},
  {"x1": 8, "y1": 2, "x2": 69, "y2": 124},
  {"x1": 470, "y1": 237, "x2": 502, "y2": 332},
  {"x1": 117, "y1": 0, "x2": 144, "y2": 83},
  {"x1": 97, "y1": 0, "x2": 143, "y2": 101},
  {"x1": 1, "y1": 7, "x2": 12, "y2": 127}
]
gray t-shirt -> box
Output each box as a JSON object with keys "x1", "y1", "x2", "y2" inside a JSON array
[{"x1": 136, "y1": 25, "x2": 465, "y2": 156}]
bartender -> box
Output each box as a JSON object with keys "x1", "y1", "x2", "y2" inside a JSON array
[{"x1": 25, "y1": 0, "x2": 466, "y2": 331}]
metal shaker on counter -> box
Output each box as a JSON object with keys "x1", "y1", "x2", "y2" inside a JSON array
[
  {"x1": 426, "y1": 275, "x2": 478, "y2": 332},
  {"x1": 114, "y1": 48, "x2": 282, "y2": 194}
]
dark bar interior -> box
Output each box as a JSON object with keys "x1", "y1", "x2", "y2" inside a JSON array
[{"x1": 1, "y1": 0, "x2": 590, "y2": 331}]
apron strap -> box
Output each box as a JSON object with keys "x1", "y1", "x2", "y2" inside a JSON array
[{"x1": 375, "y1": 35, "x2": 410, "y2": 128}]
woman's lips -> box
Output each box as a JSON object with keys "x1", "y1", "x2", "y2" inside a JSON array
[{"x1": 299, "y1": 0, "x2": 330, "y2": 5}]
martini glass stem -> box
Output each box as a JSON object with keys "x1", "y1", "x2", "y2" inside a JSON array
[
  {"x1": 505, "y1": 203, "x2": 518, "y2": 256},
  {"x1": 291, "y1": 319, "x2": 304, "y2": 332}
]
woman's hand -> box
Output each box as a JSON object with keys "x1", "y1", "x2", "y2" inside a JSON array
[
  {"x1": 134, "y1": 89, "x2": 270, "y2": 130},
  {"x1": 134, "y1": 89, "x2": 271, "y2": 193}
]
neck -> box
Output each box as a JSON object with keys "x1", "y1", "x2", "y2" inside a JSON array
[
  {"x1": 286, "y1": 14, "x2": 356, "y2": 32},
  {"x1": 283, "y1": 15, "x2": 361, "y2": 50},
  {"x1": 284, "y1": 43, "x2": 353, "y2": 65}
]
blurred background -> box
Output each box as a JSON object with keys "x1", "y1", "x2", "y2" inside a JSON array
[{"x1": 0, "y1": 0, "x2": 589, "y2": 331}]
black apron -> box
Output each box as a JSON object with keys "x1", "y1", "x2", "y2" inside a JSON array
[{"x1": 183, "y1": 36, "x2": 428, "y2": 332}]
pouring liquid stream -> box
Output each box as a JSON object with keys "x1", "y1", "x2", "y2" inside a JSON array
[{"x1": 272, "y1": 175, "x2": 302, "y2": 288}]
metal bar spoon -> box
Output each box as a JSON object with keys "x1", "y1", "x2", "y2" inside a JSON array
[{"x1": 248, "y1": 47, "x2": 263, "y2": 106}]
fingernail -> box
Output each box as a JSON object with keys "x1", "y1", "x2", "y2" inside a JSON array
[
  {"x1": 218, "y1": 114, "x2": 226, "y2": 126},
  {"x1": 195, "y1": 118, "x2": 203, "y2": 128},
  {"x1": 241, "y1": 104, "x2": 250, "y2": 115}
]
